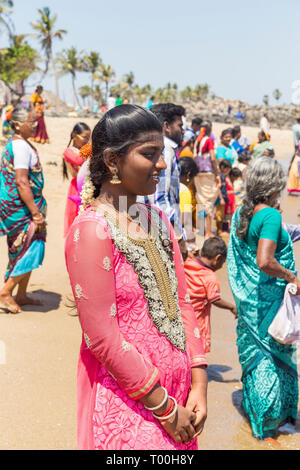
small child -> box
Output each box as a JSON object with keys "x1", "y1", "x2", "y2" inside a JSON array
[
  {"x1": 216, "y1": 159, "x2": 231, "y2": 235},
  {"x1": 230, "y1": 167, "x2": 244, "y2": 209},
  {"x1": 184, "y1": 237, "x2": 237, "y2": 353}
]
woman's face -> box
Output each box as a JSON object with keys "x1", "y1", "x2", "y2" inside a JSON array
[
  {"x1": 258, "y1": 132, "x2": 265, "y2": 143},
  {"x1": 221, "y1": 132, "x2": 231, "y2": 147},
  {"x1": 73, "y1": 130, "x2": 91, "y2": 150},
  {"x1": 117, "y1": 131, "x2": 166, "y2": 196}
]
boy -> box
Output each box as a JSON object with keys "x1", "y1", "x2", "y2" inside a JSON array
[{"x1": 184, "y1": 237, "x2": 237, "y2": 353}]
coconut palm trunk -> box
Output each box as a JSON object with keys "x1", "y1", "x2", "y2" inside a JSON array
[
  {"x1": 72, "y1": 73, "x2": 80, "y2": 107},
  {"x1": 51, "y1": 52, "x2": 60, "y2": 109}
]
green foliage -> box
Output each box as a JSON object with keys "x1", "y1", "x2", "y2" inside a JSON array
[
  {"x1": 273, "y1": 89, "x2": 282, "y2": 102},
  {"x1": 31, "y1": 6, "x2": 67, "y2": 73},
  {"x1": 56, "y1": 47, "x2": 83, "y2": 77},
  {"x1": 0, "y1": 42, "x2": 38, "y2": 86},
  {"x1": 263, "y1": 94, "x2": 269, "y2": 106}
]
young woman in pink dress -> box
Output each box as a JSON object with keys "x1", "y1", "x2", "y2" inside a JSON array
[
  {"x1": 63, "y1": 122, "x2": 91, "y2": 236},
  {"x1": 65, "y1": 105, "x2": 208, "y2": 450}
]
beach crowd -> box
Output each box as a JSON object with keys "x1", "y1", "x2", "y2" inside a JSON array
[{"x1": 1, "y1": 91, "x2": 300, "y2": 450}]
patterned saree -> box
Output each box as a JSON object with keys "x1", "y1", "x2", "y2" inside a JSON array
[
  {"x1": 227, "y1": 208, "x2": 298, "y2": 439},
  {"x1": 0, "y1": 140, "x2": 47, "y2": 280}
]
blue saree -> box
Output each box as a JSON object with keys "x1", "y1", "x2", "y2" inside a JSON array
[{"x1": 227, "y1": 207, "x2": 298, "y2": 439}]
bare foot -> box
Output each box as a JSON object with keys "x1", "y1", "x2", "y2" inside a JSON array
[
  {"x1": 264, "y1": 437, "x2": 281, "y2": 447},
  {"x1": 15, "y1": 296, "x2": 43, "y2": 307},
  {"x1": 0, "y1": 293, "x2": 22, "y2": 314}
]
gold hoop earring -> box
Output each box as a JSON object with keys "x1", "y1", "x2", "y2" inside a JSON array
[{"x1": 110, "y1": 167, "x2": 121, "y2": 185}]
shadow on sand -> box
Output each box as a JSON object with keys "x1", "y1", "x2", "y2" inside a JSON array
[
  {"x1": 19, "y1": 289, "x2": 62, "y2": 313},
  {"x1": 207, "y1": 364, "x2": 240, "y2": 383}
]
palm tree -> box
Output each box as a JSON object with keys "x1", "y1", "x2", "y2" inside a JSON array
[
  {"x1": 132, "y1": 84, "x2": 152, "y2": 105},
  {"x1": 193, "y1": 83, "x2": 210, "y2": 101},
  {"x1": 56, "y1": 47, "x2": 83, "y2": 107},
  {"x1": 180, "y1": 86, "x2": 193, "y2": 102},
  {"x1": 273, "y1": 89, "x2": 282, "y2": 103},
  {"x1": 263, "y1": 94, "x2": 269, "y2": 106},
  {"x1": 79, "y1": 85, "x2": 91, "y2": 107},
  {"x1": 31, "y1": 6, "x2": 67, "y2": 106},
  {"x1": 93, "y1": 84, "x2": 103, "y2": 104},
  {"x1": 82, "y1": 51, "x2": 102, "y2": 107},
  {"x1": 0, "y1": 0, "x2": 14, "y2": 42},
  {"x1": 98, "y1": 64, "x2": 115, "y2": 105},
  {"x1": 123, "y1": 71, "x2": 135, "y2": 102}
]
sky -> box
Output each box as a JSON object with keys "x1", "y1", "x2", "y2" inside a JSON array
[{"x1": 1, "y1": 0, "x2": 299, "y2": 105}]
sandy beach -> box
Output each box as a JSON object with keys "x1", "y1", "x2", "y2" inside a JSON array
[{"x1": 0, "y1": 117, "x2": 299, "y2": 450}]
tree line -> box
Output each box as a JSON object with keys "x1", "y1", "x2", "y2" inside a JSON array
[{"x1": 0, "y1": 2, "x2": 212, "y2": 108}]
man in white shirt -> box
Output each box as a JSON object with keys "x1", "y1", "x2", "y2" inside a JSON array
[
  {"x1": 260, "y1": 113, "x2": 271, "y2": 140},
  {"x1": 292, "y1": 118, "x2": 300, "y2": 152},
  {"x1": 107, "y1": 95, "x2": 116, "y2": 110}
]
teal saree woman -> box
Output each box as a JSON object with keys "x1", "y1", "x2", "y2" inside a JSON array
[
  {"x1": 227, "y1": 207, "x2": 298, "y2": 439},
  {"x1": 0, "y1": 106, "x2": 47, "y2": 313}
]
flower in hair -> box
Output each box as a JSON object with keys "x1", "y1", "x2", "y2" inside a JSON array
[
  {"x1": 79, "y1": 174, "x2": 95, "y2": 213},
  {"x1": 80, "y1": 142, "x2": 93, "y2": 160}
]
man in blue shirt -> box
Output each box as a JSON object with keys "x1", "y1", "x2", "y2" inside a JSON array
[
  {"x1": 231, "y1": 125, "x2": 248, "y2": 155},
  {"x1": 183, "y1": 117, "x2": 202, "y2": 144}
]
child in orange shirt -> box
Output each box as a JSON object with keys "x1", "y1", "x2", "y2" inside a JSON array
[{"x1": 184, "y1": 237, "x2": 237, "y2": 353}]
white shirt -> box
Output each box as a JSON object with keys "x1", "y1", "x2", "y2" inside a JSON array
[
  {"x1": 13, "y1": 139, "x2": 38, "y2": 170},
  {"x1": 260, "y1": 116, "x2": 270, "y2": 135},
  {"x1": 107, "y1": 96, "x2": 116, "y2": 110}
]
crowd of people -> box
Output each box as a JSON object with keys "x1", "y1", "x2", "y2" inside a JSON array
[{"x1": 0, "y1": 97, "x2": 300, "y2": 450}]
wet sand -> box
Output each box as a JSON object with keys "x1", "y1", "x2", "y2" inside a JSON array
[{"x1": 0, "y1": 117, "x2": 299, "y2": 450}]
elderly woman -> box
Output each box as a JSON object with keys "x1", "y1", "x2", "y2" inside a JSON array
[
  {"x1": 0, "y1": 106, "x2": 47, "y2": 313},
  {"x1": 227, "y1": 157, "x2": 300, "y2": 442}
]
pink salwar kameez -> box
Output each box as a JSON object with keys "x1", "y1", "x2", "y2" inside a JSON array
[
  {"x1": 63, "y1": 148, "x2": 85, "y2": 237},
  {"x1": 65, "y1": 204, "x2": 207, "y2": 450}
]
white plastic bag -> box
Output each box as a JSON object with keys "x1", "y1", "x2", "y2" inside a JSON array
[{"x1": 268, "y1": 283, "x2": 300, "y2": 344}]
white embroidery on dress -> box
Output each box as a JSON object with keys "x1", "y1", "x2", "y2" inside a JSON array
[
  {"x1": 75, "y1": 284, "x2": 83, "y2": 299},
  {"x1": 103, "y1": 256, "x2": 112, "y2": 271},
  {"x1": 185, "y1": 293, "x2": 191, "y2": 303},
  {"x1": 84, "y1": 333, "x2": 91, "y2": 349},
  {"x1": 73, "y1": 228, "x2": 80, "y2": 242},
  {"x1": 122, "y1": 340, "x2": 131, "y2": 352},
  {"x1": 194, "y1": 328, "x2": 200, "y2": 338},
  {"x1": 104, "y1": 206, "x2": 186, "y2": 352},
  {"x1": 110, "y1": 303, "x2": 117, "y2": 317}
]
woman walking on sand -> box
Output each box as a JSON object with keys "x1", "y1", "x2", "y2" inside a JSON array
[
  {"x1": 193, "y1": 121, "x2": 220, "y2": 239},
  {"x1": 0, "y1": 106, "x2": 47, "y2": 313},
  {"x1": 65, "y1": 105, "x2": 208, "y2": 450},
  {"x1": 227, "y1": 157, "x2": 299, "y2": 442},
  {"x1": 62, "y1": 122, "x2": 91, "y2": 236},
  {"x1": 30, "y1": 86, "x2": 50, "y2": 144}
]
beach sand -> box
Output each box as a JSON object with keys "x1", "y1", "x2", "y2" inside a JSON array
[{"x1": 0, "y1": 117, "x2": 299, "y2": 450}]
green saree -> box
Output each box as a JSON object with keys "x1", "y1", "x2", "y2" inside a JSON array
[{"x1": 227, "y1": 208, "x2": 298, "y2": 439}]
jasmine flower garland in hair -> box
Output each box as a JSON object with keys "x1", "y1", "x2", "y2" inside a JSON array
[{"x1": 79, "y1": 174, "x2": 95, "y2": 213}]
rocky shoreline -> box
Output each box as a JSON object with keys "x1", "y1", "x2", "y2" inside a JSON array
[
  {"x1": 41, "y1": 91, "x2": 300, "y2": 130},
  {"x1": 182, "y1": 97, "x2": 300, "y2": 130}
]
